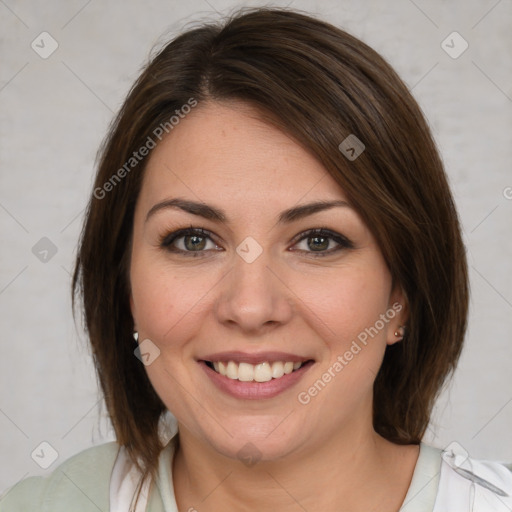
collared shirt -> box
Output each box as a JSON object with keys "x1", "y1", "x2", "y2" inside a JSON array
[{"x1": 2, "y1": 429, "x2": 511, "y2": 511}]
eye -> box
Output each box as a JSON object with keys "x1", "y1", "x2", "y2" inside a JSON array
[
  {"x1": 290, "y1": 228, "x2": 354, "y2": 256},
  {"x1": 160, "y1": 227, "x2": 221, "y2": 257},
  {"x1": 159, "y1": 226, "x2": 353, "y2": 258}
]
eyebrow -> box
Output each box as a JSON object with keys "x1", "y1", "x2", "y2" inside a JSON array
[{"x1": 145, "y1": 197, "x2": 351, "y2": 224}]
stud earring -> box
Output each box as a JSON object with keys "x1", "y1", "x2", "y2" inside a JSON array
[
  {"x1": 394, "y1": 326, "x2": 405, "y2": 338},
  {"x1": 133, "y1": 331, "x2": 139, "y2": 342}
]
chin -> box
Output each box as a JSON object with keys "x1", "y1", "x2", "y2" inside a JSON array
[{"x1": 197, "y1": 415, "x2": 308, "y2": 463}]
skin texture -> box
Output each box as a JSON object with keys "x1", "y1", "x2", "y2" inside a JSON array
[{"x1": 129, "y1": 101, "x2": 418, "y2": 511}]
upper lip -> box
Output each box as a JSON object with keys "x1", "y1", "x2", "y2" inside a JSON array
[{"x1": 199, "y1": 351, "x2": 314, "y2": 364}]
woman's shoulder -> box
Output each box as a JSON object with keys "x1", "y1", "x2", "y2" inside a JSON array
[
  {"x1": 0, "y1": 441, "x2": 120, "y2": 511},
  {"x1": 402, "y1": 442, "x2": 512, "y2": 511},
  {"x1": 420, "y1": 442, "x2": 512, "y2": 511},
  {"x1": 434, "y1": 442, "x2": 512, "y2": 511}
]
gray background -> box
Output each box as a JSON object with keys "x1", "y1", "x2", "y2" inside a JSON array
[{"x1": 1, "y1": 0, "x2": 511, "y2": 493}]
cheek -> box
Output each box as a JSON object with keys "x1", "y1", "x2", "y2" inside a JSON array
[
  {"x1": 131, "y1": 270, "x2": 176, "y2": 339},
  {"x1": 292, "y1": 263, "x2": 392, "y2": 347},
  {"x1": 293, "y1": 276, "x2": 391, "y2": 416},
  {"x1": 130, "y1": 254, "x2": 217, "y2": 346}
]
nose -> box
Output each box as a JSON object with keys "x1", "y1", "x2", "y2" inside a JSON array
[{"x1": 214, "y1": 245, "x2": 294, "y2": 336}]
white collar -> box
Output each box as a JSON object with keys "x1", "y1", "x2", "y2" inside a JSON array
[
  {"x1": 110, "y1": 413, "x2": 179, "y2": 512},
  {"x1": 433, "y1": 443, "x2": 512, "y2": 511},
  {"x1": 110, "y1": 420, "x2": 512, "y2": 512}
]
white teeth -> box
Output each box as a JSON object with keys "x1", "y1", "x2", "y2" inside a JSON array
[
  {"x1": 211, "y1": 360, "x2": 306, "y2": 381},
  {"x1": 271, "y1": 361, "x2": 285, "y2": 379},
  {"x1": 238, "y1": 362, "x2": 254, "y2": 381},
  {"x1": 254, "y1": 362, "x2": 272, "y2": 382},
  {"x1": 226, "y1": 361, "x2": 238, "y2": 379}
]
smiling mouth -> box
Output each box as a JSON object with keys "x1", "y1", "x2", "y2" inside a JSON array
[{"x1": 203, "y1": 360, "x2": 314, "y2": 383}]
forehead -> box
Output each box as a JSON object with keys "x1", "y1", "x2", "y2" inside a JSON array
[{"x1": 139, "y1": 101, "x2": 348, "y2": 210}]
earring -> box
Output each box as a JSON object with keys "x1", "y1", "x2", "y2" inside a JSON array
[
  {"x1": 133, "y1": 331, "x2": 139, "y2": 342},
  {"x1": 394, "y1": 326, "x2": 405, "y2": 338}
]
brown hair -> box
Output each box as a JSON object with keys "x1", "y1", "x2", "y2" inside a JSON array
[{"x1": 72, "y1": 6, "x2": 469, "y2": 487}]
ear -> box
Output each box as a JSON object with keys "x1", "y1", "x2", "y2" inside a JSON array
[{"x1": 386, "y1": 283, "x2": 409, "y2": 346}]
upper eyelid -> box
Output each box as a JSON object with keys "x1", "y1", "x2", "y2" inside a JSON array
[{"x1": 161, "y1": 227, "x2": 352, "y2": 251}]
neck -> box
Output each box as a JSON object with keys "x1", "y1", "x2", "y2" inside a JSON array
[{"x1": 172, "y1": 421, "x2": 419, "y2": 512}]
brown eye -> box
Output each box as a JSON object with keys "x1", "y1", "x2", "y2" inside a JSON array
[
  {"x1": 160, "y1": 227, "x2": 221, "y2": 256},
  {"x1": 291, "y1": 228, "x2": 354, "y2": 256},
  {"x1": 307, "y1": 235, "x2": 330, "y2": 252},
  {"x1": 183, "y1": 234, "x2": 207, "y2": 251}
]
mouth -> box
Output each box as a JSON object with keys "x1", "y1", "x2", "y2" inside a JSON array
[
  {"x1": 198, "y1": 353, "x2": 315, "y2": 399},
  {"x1": 203, "y1": 359, "x2": 313, "y2": 382}
]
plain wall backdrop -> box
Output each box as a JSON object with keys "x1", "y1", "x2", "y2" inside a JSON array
[{"x1": 1, "y1": 0, "x2": 511, "y2": 493}]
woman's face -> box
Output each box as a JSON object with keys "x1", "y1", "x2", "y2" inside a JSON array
[{"x1": 130, "y1": 101, "x2": 406, "y2": 462}]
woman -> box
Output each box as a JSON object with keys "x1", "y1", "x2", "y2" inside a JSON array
[{"x1": 1, "y1": 7, "x2": 511, "y2": 512}]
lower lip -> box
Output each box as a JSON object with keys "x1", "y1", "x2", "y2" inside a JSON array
[{"x1": 199, "y1": 361, "x2": 314, "y2": 400}]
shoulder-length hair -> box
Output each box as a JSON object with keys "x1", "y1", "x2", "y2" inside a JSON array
[{"x1": 72, "y1": 6, "x2": 468, "y2": 485}]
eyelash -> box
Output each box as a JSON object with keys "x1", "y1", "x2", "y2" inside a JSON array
[{"x1": 159, "y1": 226, "x2": 354, "y2": 258}]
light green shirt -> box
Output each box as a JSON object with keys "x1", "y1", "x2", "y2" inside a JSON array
[{"x1": 0, "y1": 439, "x2": 442, "y2": 511}]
